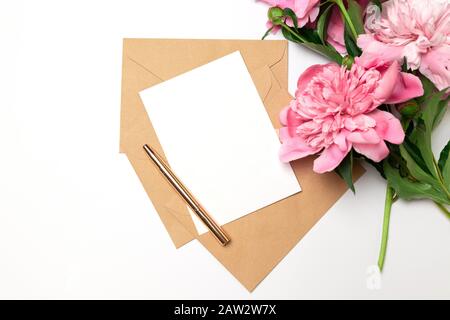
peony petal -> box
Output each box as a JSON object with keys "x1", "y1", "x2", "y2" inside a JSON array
[
  {"x1": 327, "y1": 37, "x2": 347, "y2": 55},
  {"x1": 334, "y1": 130, "x2": 350, "y2": 152},
  {"x1": 419, "y1": 45, "x2": 450, "y2": 91},
  {"x1": 279, "y1": 127, "x2": 293, "y2": 141},
  {"x1": 293, "y1": 0, "x2": 310, "y2": 17},
  {"x1": 297, "y1": 15, "x2": 310, "y2": 28},
  {"x1": 279, "y1": 137, "x2": 320, "y2": 163},
  {"x1": 308, "y1": 6, "x2": 320, "y2": 22},
  {"x1": 373, "y1": 60, "x2": 399, "y2": 103},
  {"x1": 367, "y1": 110, "x2": 405, "y2": 144},
  {"x1": 279, "y1": 106, "x2": 289, "y2": 126},
  {"x1": 353, "y1": 140, "x2": 389, "y2": 162},
  {"x1": 384, "y1": 72, "x2": 424, "y2": 104},
  {"x1": 313, "y1": 143, "x2": 351, "y2": 173},
  {"x1": 356, "y1": 34, "x2": 375, "y2": 52},
  {"x1": 281, "y1": 102, "x2": 303, "y2": 126},
  {"x1": 347, "y1": 128, "x2": 381, "y2": 144},
  {"x1": 258, "y1": 0, "x2": 278, "y2": 6},
  {"x1": 296, "y1": 64, "x2": 330, "y2": 93},
  {"x1": 357, "y1": 41, "x2": 404, "y2": 69},
  {"x1": 403, "y1": 41, "x2": 422, "y2": 70},
  {"x1": 358, "y1": 0, "x2": 370, "y2": 9},
  {"x1": 293, "y1": 0, "x2": 320, "y2": 21},
  {"x1": 327, "y1": 6, "x2": 346, "y2": 54},
  {"x1": 344, "y1": 114, "x2": 376, "y2": 131}
]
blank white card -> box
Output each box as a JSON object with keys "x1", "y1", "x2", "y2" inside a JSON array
[{"x1": 140, "y1": 51, "x2": 301, "y2": 234}]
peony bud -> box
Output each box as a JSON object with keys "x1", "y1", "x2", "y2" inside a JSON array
[
  {"x1": 268, "y1": 7, "x2": 284, "y2": 25},
  {"x1": 398, "y1": 100, "x2": 419, "y2": 118}
]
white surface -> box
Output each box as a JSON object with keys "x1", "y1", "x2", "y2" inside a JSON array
[
  {"x1": 0, "y1": 0, "x2": 449, "y2": 299},
  {"x1": 140, "y1": 51, "x2": 300, "y2": 235}
]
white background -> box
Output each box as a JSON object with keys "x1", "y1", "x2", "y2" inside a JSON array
[{"x1": 0, "y1": 0, "x2": 449, "y2": 299}]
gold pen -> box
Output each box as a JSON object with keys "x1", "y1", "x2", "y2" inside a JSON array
[{"x1": 143, "y1": 144, "x2": 231, "y2": 246}]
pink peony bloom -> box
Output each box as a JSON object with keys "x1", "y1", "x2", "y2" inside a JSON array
[
  {"x1": 327, "y1": 0, "x2": 370, "y2": 54},
  {"x1": 279, "y1": 58, "x2": 424, "y2": 173},
  {"x1": 260, "y1": 0, "x2": 320, "y2": 31},
  {"x1": 358, "y1": 0, "x2": 450, "y2": 91}
]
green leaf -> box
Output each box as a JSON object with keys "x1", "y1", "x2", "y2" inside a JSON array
[
  {"x1": 335, "y1": 151, "x2": 355, "y2": 193},
  {"x1": 384, "y1": 161, "x2": 450, "y2": 204},
  {"x1": 364, "y1": 157, "x2": 386, "y2": 179},
  {"x1": 317, "y1": 4, "x2": 333, "y2": 45},
  {"x1": 387, "y1": 145, "x2": 410, "y2": 178},
  {"x1": 399, "y1": 145, "x2": 441, "y2": 190},
  {"x1": 344, "y1": 27, "x2": 362, "y2": 57},
  {"x1": 439, "y1": 140, "x2": 450, "y2": 189},
  {"x1": 433, "y1": 97, "x2": 450, "y2": 130},
  {"x1": 280, "y1": 23, "x2": 343, "y2": 64},
  {"x1": 438, "y1": 140, "x2": 450, "y2": 171},
  {"x1": 302, "y1": 42, "x2": 343, "y2": 64},
  {"x1": 422, "y1": 88, "x2": 449, "y2": 130},
  {"x1": 399, "y1": 99, "x2": 420, "y2": 119},
  {"x1": 416, "y1": 75, "x2": 437, "y2": 105},
  {"x1": 297, "y1": 28, "x2": 322, "y2": 44},
  {"x1": 402, "y1": 138, "x2": 431, "y2": 175},
  {"x1": 283, "y1": 7, "x2": 298, "y2": 30},
  {"x1": 415, "y1": 122, "x2": 436, "y2": 179},
  {"x1": 420, "y1": 75, "x2": 437, "y2": 95},
  {"x1": 281, "y1": 25, "x2": 300, "y2": 43},
  {"x1": 347, "y1": 0, "x2": 365, "y2": 35},
  {"x1": 415, "y1": 90, "x2": 449, "y2": 177}
]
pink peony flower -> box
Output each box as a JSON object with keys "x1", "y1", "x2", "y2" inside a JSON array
[
  {"x1": 327, "y1": 0, "x2": 370, "y2": 54},
  {"x1": 358, "y1": 0, "x2": 450, "y2": 91},
  {"x1": 260, "y1": 0, "x2": 320, "y2": 31},
  {"x1": 279, "y1": 58, "x2": 424, "y2": 173}
]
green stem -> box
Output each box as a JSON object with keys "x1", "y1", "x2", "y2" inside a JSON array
[
  {"x1": 435, "y1": 202, "x2": 450, "y2": 220},
  {"x1": 334, "y1": 0, "x2": 358, "y2": 40},
  {"x1": 378, "y1": 185, "x2": 394, "y2": 272},
  {"x1": 262, "y1": 26, "x2": 274, "y2": 40},
  {"x1": 280, "y1": 22, "x2": 308, "y2": 43}
]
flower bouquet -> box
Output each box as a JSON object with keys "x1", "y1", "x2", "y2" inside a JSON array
[{"x1": 260, "y1": 0, "x2": 450, "y2": 270}]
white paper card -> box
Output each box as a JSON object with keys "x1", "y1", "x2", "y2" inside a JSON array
[{"x1": 140, "y1": 51, "x2": 301, "y2": 235}]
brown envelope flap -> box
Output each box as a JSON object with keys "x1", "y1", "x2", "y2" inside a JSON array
[
  {"x1": 120, "y1": 38, "x2": 288, "y2": 153},
  {"x1": 120, "y1": 39, "x2": 288, "y2": 248},
  {"x1": 123, "y1": 38, "x2": 288, "y2": 89}
]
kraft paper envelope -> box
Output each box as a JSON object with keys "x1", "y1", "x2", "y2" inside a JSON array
[{"x1": 120, "y1": 38, "x2": 364, "y2": 291}]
